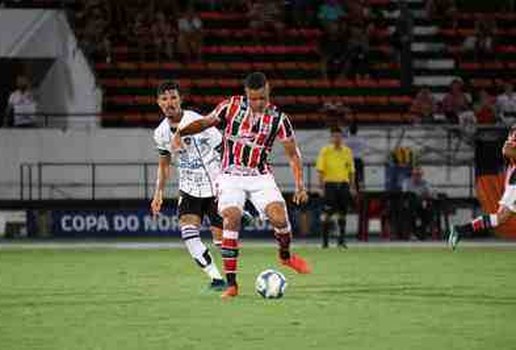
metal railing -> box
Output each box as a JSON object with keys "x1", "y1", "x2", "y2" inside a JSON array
[{"x1": 19, "y1": 160, "x2": 476, "y2": 201}]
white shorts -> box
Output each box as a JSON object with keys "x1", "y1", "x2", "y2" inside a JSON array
[
  {"x1": 499, "y1": 185, "x2": 516, "y2": 213},
  {"x1": 217, "y1": 173, "x2": 286, "y2": 216}
]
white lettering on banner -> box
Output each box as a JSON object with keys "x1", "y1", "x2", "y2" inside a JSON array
[
  {"x1": 126, "y1": 215, "x2": 139, "y2": 231},
  {"x1": 97, "y1": 215, "x2": 109, "y2": 231},
  {"x1": 113, "y1": 215, "x2": 125, "y2": 231},
  {"x1": 143, "y1": 215, "x2": 179, "y2": 232},
  {"x1": 85, "y1": 216, "x2": 97, "y2": 230},
  {"x1": 61, "y1": 215, "x2": 72, "y2": 231},
  {"x1": 61, "y1": 214, "x2": 112, "y2": 232},
  {"x1": 73, "y1": 216, "x2": 85, "y2": 231},
  {"x1": 158, "y1": 215, "x2": 170, "y2": 231},
  {"x1": 143, "y1": 216, "x2": 158, "y2": 231}
]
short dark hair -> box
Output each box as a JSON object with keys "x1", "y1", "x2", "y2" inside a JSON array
[
  {"x1": 244, "y1": 72, "x2": 267, "y2": 89},
  {"x1": 157, "y1": 81, "x2": 180, "y2": 96},
  {"x1": 330, "y1": 126, "x2": 342, "y2": 134}
]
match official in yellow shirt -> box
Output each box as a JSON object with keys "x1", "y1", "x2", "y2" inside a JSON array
[{"x1": 316, "y1": 126, "x2": 357, "y2": 248}]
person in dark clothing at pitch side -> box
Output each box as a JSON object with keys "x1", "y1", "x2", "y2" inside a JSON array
[
  {"x1": 402, "y1": 167, "x2": 435, "y2": 239},
  {"x1": 316, "y1": 126, "x2": 357, "y2": 248}
]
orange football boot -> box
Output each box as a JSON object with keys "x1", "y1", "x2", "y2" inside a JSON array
[
  {"x1": 220, "y1": 284, "x2": 239, "y2": 300},
  {"x1": 280, "y1": 253, "x2": 312, "y2": 274}
]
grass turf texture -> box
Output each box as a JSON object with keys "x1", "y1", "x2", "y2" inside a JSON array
[{"x1": 1, "y1": 246, "x2": 515, "y2": 350}]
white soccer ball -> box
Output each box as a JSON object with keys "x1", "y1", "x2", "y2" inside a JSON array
[{"x1": 255, "y1": 269, "x2": 287, "y2": 299}]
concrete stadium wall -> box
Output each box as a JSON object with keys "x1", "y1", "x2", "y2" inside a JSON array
[
  {"x1": 0, "y1": 127, "x2": 474, "y2": 200},
  {"x1": 0, "y1": 9, "x2": 99, "y2": 128}
]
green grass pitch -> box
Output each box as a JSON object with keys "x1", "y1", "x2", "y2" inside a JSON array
[{"x1": 1, "y1": 245, "x2": 515, "y2": 350}]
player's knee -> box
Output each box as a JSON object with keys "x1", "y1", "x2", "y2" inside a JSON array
[
  {"x1": 265, "y1": 202, "x2": 288, "y2": 227},
  {"x1": 221, "y1": 207, "x2": 242, "y2": 231},
  {"x1": 179, "y1": 214, "x2": 201, "y2": 228}
]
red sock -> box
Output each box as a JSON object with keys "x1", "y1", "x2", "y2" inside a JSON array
[{"x1": 221, "y1": 230, "x2": 239, "y2": 286}]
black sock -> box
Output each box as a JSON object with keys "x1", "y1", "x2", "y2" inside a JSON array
[
  {"x1": 338, "y1": 218, "x2": 347, "y2": 244},
  {"x1": 226, "y1": 273, "x2": 237, "y2": 286},
  {"x1": 322, "y1": 219, "x2": 330, "y2": 247},
  {"x1": 275, "y1": 233, "x2": 291, "y2": 260}
]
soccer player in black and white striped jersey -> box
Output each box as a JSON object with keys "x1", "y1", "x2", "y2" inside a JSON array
[{"x1": 151, "y1": 81, "x2": 225, "y2": 291}]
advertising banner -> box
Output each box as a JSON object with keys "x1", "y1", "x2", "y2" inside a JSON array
[{"x1": 48, "y1": 209, "x2": 274, "y2": 238}]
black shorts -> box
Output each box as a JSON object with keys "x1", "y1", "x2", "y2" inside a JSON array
[
  {"x1": 323, "y1": 182, "x2": 352, "y2": 214},
  {"x1": 178, "y1": 191, "x2": 223, "y2": 229}
]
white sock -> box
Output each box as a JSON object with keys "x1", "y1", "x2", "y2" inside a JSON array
[
  {"x1": 182, "y1": 225, "x2": 222, "y2": 280},
  {"x1": 203, "y1": 263, "x2": 223, "y2": 280}
]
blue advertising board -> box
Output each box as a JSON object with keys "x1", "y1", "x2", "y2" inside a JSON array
[{"x1": 47, "y1": 208, "x2": 274, "y2": 238}]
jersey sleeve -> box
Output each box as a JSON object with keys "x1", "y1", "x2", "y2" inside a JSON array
[
  {"x1": 277, "y1": 113, "x2": 295, "y2": 142},
  {"x1": 207, "y1": 99, "x2": 230, "y2": 129},
  {"x1": 153, "y1": 126, "x2": 171, "y2": 157},
  {"x1": 178, "y1": 111, "x2": 203, "y2": 129}
]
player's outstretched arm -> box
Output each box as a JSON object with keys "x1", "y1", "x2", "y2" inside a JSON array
[
  {"x1": 178, "y1": 116, "x2": 218, "y2": 136},
  {"x1": 283, "y1": 139, "x2": 308, "y2": 205},
  {"x1": 151, "y1": 154, "x2": 172, "y2": 218}
]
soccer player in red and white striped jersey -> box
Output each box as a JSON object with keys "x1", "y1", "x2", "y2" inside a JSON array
[
  {"x1": 177, "y1": 72, "x2": 311, "y2": 299},
  {"x1": 448, "y1": 125, "x2": 516, "y2": 249}
]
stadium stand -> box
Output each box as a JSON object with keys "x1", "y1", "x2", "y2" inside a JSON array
[{"x1": 82, "y1": 0, "x2": 409, "y2": 127}]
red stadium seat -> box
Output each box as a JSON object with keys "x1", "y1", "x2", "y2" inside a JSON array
[
  {"x1": 310, "y1": 79, "x2": 331, "y2": 89},
  {"x1": 285, "y1": 80, "x2": 309, "y2": 88},
  {"x1": 460, "y1": 62, "x2": 481, "y2": 70},
  {"x1": 274, "y1": 96, "x2": 297, "y2": 105},
  {"x1": 365, "y1": 96, "x2": 389, "y2": 106},
  {"x1": 333, "y1": 79, "x2": 355, "y2": 88},
  {"x1": 389, "y1": 96, "x2": 412, "y2": 105},
  {"x1": 377, "y1": 79, "x2": 401, "y2": 88},
  {"x1": 355, "y1": 79, "x2": 378, "y2": 88}
]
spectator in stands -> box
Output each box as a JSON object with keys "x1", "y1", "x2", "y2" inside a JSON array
[
  {"x1": 132, "y1": 12, "x2": 149, "y2": 61},
  {"x1": 385, "y1": 146, "x2": 418, "y2": 239},
  {"x1": 4, "y1": 75, "x2": 38, "y2": 128},
  {"x1": 288, "y1": 0, "x2": 315, "y2": 27},
  {"x1": 248, "y1": 0, "x2": 285, "y2": 43},
  {"x1": 392, "y1": 1, "x2": 414, "y2": 87},
  {"x1": 316, "y1": 126, "x2": 357, "y2": 248},
  {"x1": 425, "y1": 0, "x2": 457, "y2": 27},
  {"x1": 474, "y1": 89, "x2": 496, "y2": 125},
  {"x1": 462, "y1": 19, "x2": 495, "y2": 59},
  {"x1": 345, "y1": 122, "x2": 367, "y2": 190},
  {"x1": 177, "y1": 5, "x2": 203, "y2": 62},
  {"x1": 319, "y1": 22, "x2": 348, "y2": 80},
  {"x1": 347, "y1": 0, "x2": 369, "y2": 26},
  {"x1": 402, "y1": 167, "x2": 435, "y2": 239},
  {"x1": 496, "y1": 81, "x2": 516, "y2": 126},
  {"x1": 386, "y1": 146, "x2": 417, "y2": 191},
  {"x1": 343, "y1": 23, "x2": 370, "y2": 79},
  {"x1": 410, "y1": 87, "x2": 439, "y2": 123},
  {"x1": 442, "y1": 79, "x2": 471, "y2": 123},
  {"x1": 152, "y1": 11, "x2": 176, "y2": 60},
  {"x1": 317, "y1": 0, "x2": 345, "y2": 29}
]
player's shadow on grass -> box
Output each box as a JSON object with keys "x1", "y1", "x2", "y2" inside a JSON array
[{"x1": 294, "y1": 283, "x2": 516, "y2": 306}]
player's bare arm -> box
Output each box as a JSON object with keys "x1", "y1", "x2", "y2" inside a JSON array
[
  {"x1": 282, "y1": 138, "x2": 308, "y2": 205},
  {"x1": 178, "y1": 116, "x2": 219, "y2": 137},
  {"x1": 151, "y1": 154, "x2": 172, "y2": 217}
]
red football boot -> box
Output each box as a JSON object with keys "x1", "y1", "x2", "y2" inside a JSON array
[
  {"x1": 220, "y1": 284, "x2": 239, "y2": 300},
  {"x1": 280, "y1": 253, "x2": 312, "y2": 274}
]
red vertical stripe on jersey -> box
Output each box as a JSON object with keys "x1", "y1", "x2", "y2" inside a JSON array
[
  {"x1": 234, "y1": 142, "x2": 243, "y2": 166},
  {"x1": 227, "y1": 97, "x2": 240, "y2": 127},
  {"x1": 249, "y1": 147, "x2": 261, "y2": 168},
  {"x1": 222, "y1": 139, "x2": 230, "y2": 169}
]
